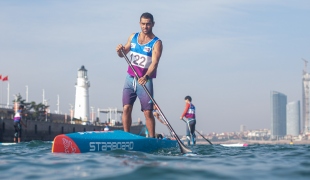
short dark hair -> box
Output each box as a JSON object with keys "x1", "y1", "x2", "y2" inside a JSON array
[
  {"x1": 140, "y1": 12, "x2": 154, "y2": 23},
  {"x1": 184, "y1": 96, "x2": 192, "y2": 102},
  {"x1": 19, "y1": 105, "x2": 24, "y2": 109}
]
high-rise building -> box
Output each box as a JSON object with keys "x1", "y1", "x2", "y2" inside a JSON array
[
  {"x1": 240, "y1": 125, "x2": 246, "y2": 132},
  {"x1": 271, "y1": 91, "x2": 287, "y2": 139},
  {"x1": 286, "y1": 101, "x2": 300, "y2": 136},
  {"x1": 302, "y1": 60, "x2": 310, "y2": 134},
  {"x1": 74, "y1": 65, "x2": 90, "y2": 121}
]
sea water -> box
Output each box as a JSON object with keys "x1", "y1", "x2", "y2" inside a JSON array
[{"x1": 0, "y1": 141, "x2": 309, "y2": 180}]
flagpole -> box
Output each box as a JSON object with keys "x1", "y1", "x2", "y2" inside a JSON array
[
  {"x1": 57, "y1": 94, "x2": 60, "y2": 114},
  {"x1": 7, "y1": 82, "x2": 9, "y2": 108},
  {"x1": 1, "y1": 76, "x2": 9, "y2": 108},
  {"x1": 1, "y1": 82, "x2": 2, "y2": 108}
]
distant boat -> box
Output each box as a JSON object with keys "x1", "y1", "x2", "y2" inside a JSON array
[{"x1": 220, "y1": 143, "x2": 248, "y2": 147}]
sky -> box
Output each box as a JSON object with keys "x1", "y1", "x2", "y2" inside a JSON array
[{"x1": 0, "y1": 0, "x2": 309, "y2": 135}]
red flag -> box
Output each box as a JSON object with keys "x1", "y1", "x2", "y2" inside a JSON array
[
  {"x1": 0, "y1": 75, "x2": 2, "y2": 80},
  {"x1": 2, "y1": 76, "x2": 8, "y2": 81}
]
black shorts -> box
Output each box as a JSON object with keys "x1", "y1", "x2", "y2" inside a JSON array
[{"x1": 14, "y1": 121, "x2": 22, "y2": 138}]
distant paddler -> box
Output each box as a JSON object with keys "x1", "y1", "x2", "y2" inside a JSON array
[
  {"x1": 180, "y1": 96, "x2": 196, "y2": 146},
  {"x1": 13, "y1": 105, "x2": 27, "y2": 143}
]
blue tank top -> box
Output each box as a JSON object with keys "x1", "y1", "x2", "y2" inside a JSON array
[{"x1": 127, "y1": 32, "x2": 160, "y2": 78}]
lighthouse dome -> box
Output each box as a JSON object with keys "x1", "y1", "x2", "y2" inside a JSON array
[
  {"x1": 78, "y1": 65, "x2": 88, "y2": 78},
  {"x1": 79, "y1": 65, "x2": 87, "y2": 71}
]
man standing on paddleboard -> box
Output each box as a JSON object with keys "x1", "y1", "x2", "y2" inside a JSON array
[
  {"x1": 116, "y1": 12, "x2": 163, "y2": 138},
  {"x1": 180, "y1": 96, "x2": 196, "y2": 145}
]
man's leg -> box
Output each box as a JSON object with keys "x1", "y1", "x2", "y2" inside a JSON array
[
  {"x1": 122, "y1": 105, "x2": 133, "y2": 132},
  {"x1": 136, "y1": 78, "x2": 154, "y2": 137},
  {"x1": 122, "y1": 75, "x2": 137, "y2": 132},
  {"x1": 18, "y1": 125, "x2": 22, "y2": 143},
  {"x1": 192, "y1": 133, "x2": 196, "y2": 145},
  {"x1": 186, "y1": 123, "x2": 191, "y2": 146},
  {"x1": 189, "y1": 120, "x2": 196, "y2": 145},
  {"x1": 14, "y1": 123, "x2": 18, "y2": 142},
  {"x1": 144, "y1": 110, "x2": 155, "y2": 137}
]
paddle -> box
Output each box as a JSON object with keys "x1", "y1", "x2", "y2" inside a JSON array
[
  {"x1": 120, "y1": 49, "x2": 192, "y2": 154},
  {"x1": 182, "y1": 119, "x2": 213, "y2": 145}
]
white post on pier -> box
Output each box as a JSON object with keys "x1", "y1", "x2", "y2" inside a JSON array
[{"x1": 25, "y1": 85, "x2": 28, "y2": 102}]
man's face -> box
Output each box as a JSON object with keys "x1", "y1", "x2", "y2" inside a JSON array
[{"x1": 140, "y1": 17, "x2": 154, "y2": 34}]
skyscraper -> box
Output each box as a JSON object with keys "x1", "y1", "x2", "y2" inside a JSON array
[
  {"x1": 240, "y1": 125, "x2": 246, "y2": 132},
  {"x1": 74, "y1": 65, "x2": 90, "y2": 121},
  {"x1": 302, "y1": 59, "x2": 310, "y2": 134},
  {"x1": 286, "y1": 101, "x2": 300, "y2": 136},
  {"x1": 271, "y1": 91, "x2": 287, "y2": 139}
]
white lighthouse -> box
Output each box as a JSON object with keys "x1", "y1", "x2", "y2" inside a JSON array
[{"x1": 74, "y1": 65, "x2": 90, "y2": 121}]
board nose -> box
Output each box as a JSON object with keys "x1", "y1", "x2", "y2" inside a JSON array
[{"x1": 52, "y1": 134, "x2": 81, "y2": 153}]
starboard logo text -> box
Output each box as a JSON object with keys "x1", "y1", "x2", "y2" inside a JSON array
[{"x1": 89, "y1": 141, "x2": 134, "y2": 151}]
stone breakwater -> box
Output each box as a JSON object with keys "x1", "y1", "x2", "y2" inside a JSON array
[{"x1": 0, "y1": 119, "x2": 143, "y2": 142}]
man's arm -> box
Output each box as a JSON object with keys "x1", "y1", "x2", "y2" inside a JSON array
[
  {"x1": 147, "y1": 40, "x2": 163, "y2": 77},
  {"x1": 116, "y1": 33, "x2": 135, "y2": 57},
  {"x1": 153, "y1": 111, "x2": 166, "y2": 125},
  {"x1": 138, "y1": 40, "x2": 163, "y2": 84},
  {"x1": 180, "y1": 103, "x2": 190, "y2": 120}
]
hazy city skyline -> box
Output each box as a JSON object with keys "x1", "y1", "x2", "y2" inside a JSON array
[{"x1": 1, "y1": 1, "x2": 310, "y2": 134}]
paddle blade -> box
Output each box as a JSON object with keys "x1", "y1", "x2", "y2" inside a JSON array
[
  {"x1": 179, "y1": 143, "x2": 193, "y2": 154},
  {"x1": 173, "y1": 134, "x2": 192, "y2": 154}
]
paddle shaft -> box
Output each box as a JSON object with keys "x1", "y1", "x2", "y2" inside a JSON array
[
  {"x1": 195, "y1": 129, "x2": 213, "y2": 145},
  {"x1": 182, "y1": 119, "x2": 213, "y2": 145},
  {"x1": 120, "y1": 49, "x2": 192, "y2": 154}
]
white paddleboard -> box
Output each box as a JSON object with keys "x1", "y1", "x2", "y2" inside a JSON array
[
  {"x1": 0, "y1": 141, "x2": 53, "y2": 145},
  {"x1": 0, "y1": 142, "x2": 17, "y2": 146},
  {"x1": 220, "y1": 143, "x2": 248, "y2": 147},
  {"x1": 183, "y1": 152, "x2": 197, "y2": 157}
]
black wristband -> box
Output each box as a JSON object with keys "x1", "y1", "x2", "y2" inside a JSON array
[{"x1": 145, "y1": 75, "x2": 149, "y2": 80}]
